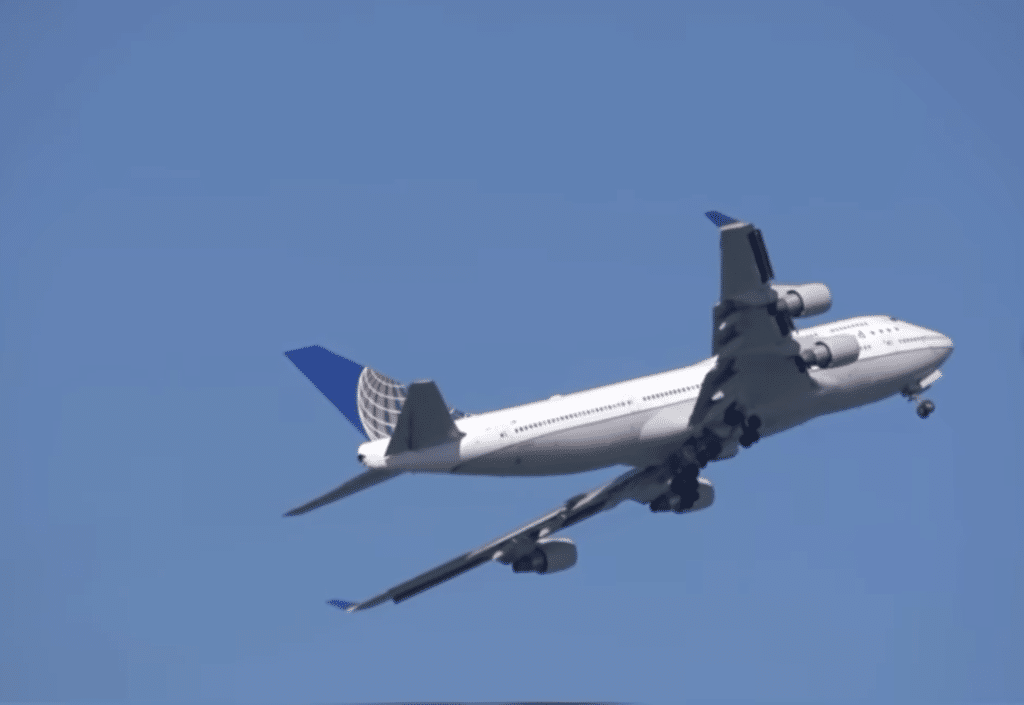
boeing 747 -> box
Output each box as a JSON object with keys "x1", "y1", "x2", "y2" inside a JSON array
[{"x1": 283, "y1": 211, "x2": 954, "y2": 611}]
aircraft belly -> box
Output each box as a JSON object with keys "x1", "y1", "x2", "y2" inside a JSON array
[{"x1": 638, "y1": 401, "x2": 695, "y2": 444}]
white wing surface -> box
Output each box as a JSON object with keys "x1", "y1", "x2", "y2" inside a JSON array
[{"x1": 689, "y1": 212, "x2": 814, "y2": 432}]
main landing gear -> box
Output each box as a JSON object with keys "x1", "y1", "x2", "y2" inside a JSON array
[
  {"x1": 650, "y1": 408, "x2": 765, "y2": 515},
  {"x1": 739, "y1": 415, "x2": 762, "y2": 448},
  {"x1": 650, "y1": 463, "x2": 700, "y2": 514},
  {"x1": 650, "y1": 432, "x2": 721, "y2": 514},
  {"x1": 725, "y1": 403, "x2": 761, "y2": 447}
]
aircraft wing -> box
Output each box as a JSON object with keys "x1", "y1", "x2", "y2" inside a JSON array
[
  {"x1": 689, "y1": 212, "x2": 814, "y2": 431},
  {"x1": 329, "y1": 462, "x2": 703, "y2": 612}
]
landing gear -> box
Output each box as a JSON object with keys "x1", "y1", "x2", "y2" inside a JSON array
[
  {"x1": 699, "y1": 435, "x2": 723, "y2": 464},
  {"x1": 739, "y1": 414, "x2": 761, "y2": 448},
  {"x1": 650, "y1": 494, "x2": 672, "y2": 512},
  {"x1": 650, "y1": 455, "x2": 701, "y2": 514},
  {"x1": 679, "y1": 432, "x2": 722, "y2": 468},
  {"x1": 723, "y1": 404, "x2": 744, "y2": 427},
  {"x1": 649, "y1": 490, "x2": 697, "y2": 513},
  {"x1": 903, "y1": 383, "x2": 937, "y2": 420},
  {"x1": 670, "y1": 468, "x2": 700, "y2": 504}
]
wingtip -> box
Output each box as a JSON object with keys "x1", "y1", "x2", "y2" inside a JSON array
[
  {"x1": 327, "y1": 599, "x2": 358, "y2": 612},
  {"x1": 283, "y1": 503, "x2": 312, "y2": 517},
  {"x1": 705, "y1": 210, "x2": 739, "y2": 227}
]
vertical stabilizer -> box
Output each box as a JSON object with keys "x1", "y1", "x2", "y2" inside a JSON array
[{"x1": 285, "y1": 346, "x2": 407, "y2": 440}]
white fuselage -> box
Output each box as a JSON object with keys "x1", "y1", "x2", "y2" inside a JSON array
[{"x1": 358, "y1": 315, "x2": 954, "y2": 476}]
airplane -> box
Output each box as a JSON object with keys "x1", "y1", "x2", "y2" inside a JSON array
[{"x1": 283, "y1": 211, "x2": 954, "y2": 612}]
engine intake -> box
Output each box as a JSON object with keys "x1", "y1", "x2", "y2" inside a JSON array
[
  {"x1": 798, "y1": 334, "x2": 860, "y2": 369},
  {"x1": 512, "y1": 537, "x2": 578, "y2": 574},
  {"x1": 770, "y1": 283, "x2": 832, "y2": 319}
]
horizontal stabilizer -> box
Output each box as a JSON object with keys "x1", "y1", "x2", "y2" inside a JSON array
[
  {"x1": 385, "y1": 380, "x2": 465, "y2": 456},
  {"x1": 327, "y1": 599, "x2": 357, "y2": 611},
  {"x1": 284, "y1": 469, "x2": 401, "y2": 516}
]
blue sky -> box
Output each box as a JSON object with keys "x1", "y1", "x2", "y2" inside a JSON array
[{"x1": 2, "y1": 1, "x2": 1022, "y2": 702}]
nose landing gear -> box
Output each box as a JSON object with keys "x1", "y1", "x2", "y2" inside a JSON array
[
  {"x1": 903, "y1": 371, "x2": 942, "y2": 420},
  {"x1": 904, "y1": 389, "x2": 936, "y2": 419}
]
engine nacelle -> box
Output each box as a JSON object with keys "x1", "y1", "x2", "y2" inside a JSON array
[
  {"x1": 770, "y1": 283, "x2": 832, "y2": 319},
  {"x1": 511, "y1": 537, "x2": 578, "y2": 574},
  {"x1": 798, "y1": 334, "x2": 860, "y2": 369}
]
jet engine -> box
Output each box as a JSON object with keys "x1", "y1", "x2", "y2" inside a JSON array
[
  {"x1": 798, "y1": 334, "x2": 860, "y2": 369},
  {"x1": 770, "y1": 283, "x2": 832, "y2": 319},
  {"x1": 512, "y1": 537, "x2": 578, "y2": 574}
]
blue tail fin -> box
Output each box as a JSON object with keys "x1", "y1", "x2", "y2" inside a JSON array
[{"x1": 285, "y1": 346, "x2": 407, "y2": 440}]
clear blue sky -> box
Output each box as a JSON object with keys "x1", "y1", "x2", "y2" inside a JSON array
[{"x1": 2, "y1": 2, "x2": 1022, "y2": 702}]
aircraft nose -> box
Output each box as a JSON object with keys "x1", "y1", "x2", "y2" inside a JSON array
[{"x1": 933, "y1": 331, "x2": 954, "y2": 364}]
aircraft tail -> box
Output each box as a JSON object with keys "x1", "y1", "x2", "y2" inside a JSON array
[
  {"x1": 285, "y1": 345, "x2": 408, "y2": 440},
  {"x1": 284, "y1": 345, "x2": 467, "y2": 441},
  {"x1": 283, "y1": 345, "x2": 468, "y2": 516}
]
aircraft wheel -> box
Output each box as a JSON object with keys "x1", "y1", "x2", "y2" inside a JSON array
[
  {"x1": 672, "y1": 493, "x2": 699, "y2": 513},
  {"x1": 739, "y1": 431, "x2": 760, "y2": 448},
  {"x1": 699, "y1": 435, "x2": 723, "y2": 463},
  {"x1": 916, "y1": 400, "x2": 935, "y2": 418},
  {"x1": 723, "y1": 406, "x2": 744, "y2": 426},
  {"x1": 669, "y1": 473, "x2": 697, "y2": 497},
  {"x1": 745, "y1": 415, "x2": 762, "y2": 432},
  {"x1": 650, "y1": 495, "x2": 671, "y2": 512}
]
